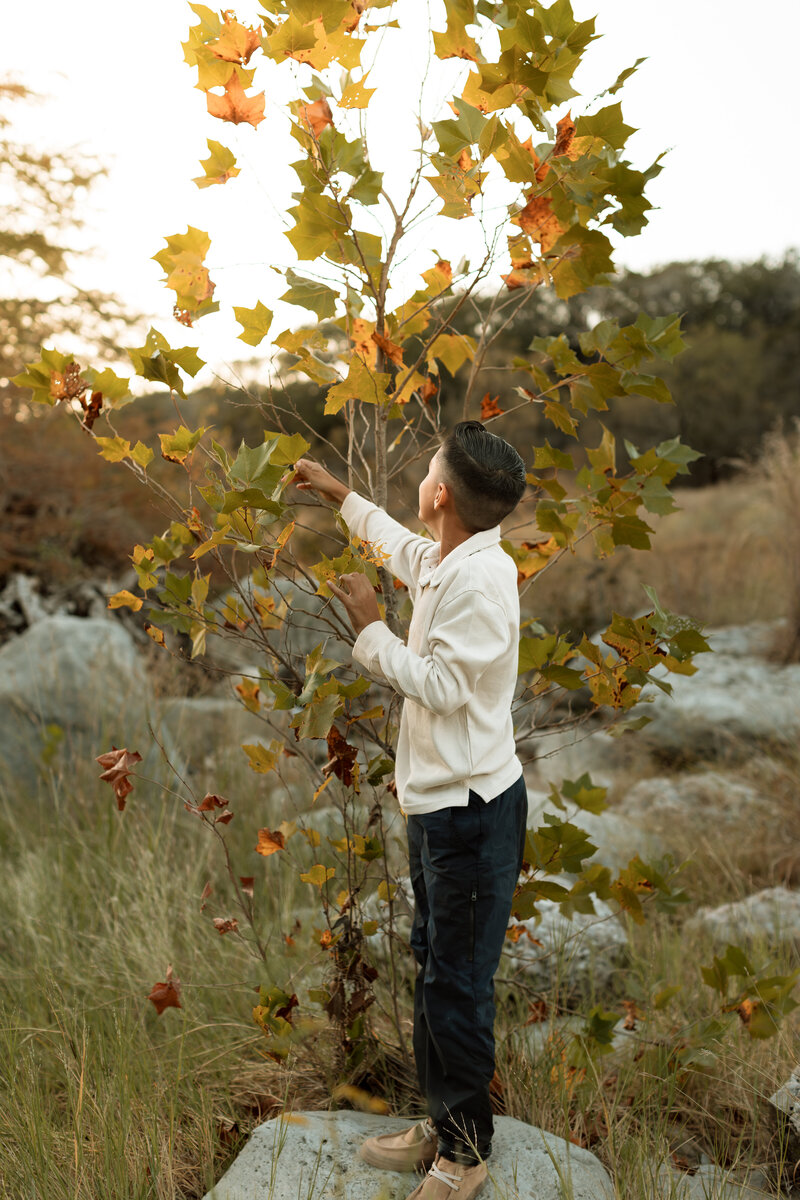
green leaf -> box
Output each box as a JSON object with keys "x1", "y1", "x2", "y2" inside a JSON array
[
  {"x1": 159, "y1": 425, "x2": 205, "y2": 464},
  {"x1": 280, "y1": 269, "x2": 339, "y2": 319},
  {"x1": 610, "y1": 512, "x2": 653, "y2": 550},
  {"x1": 575, "y1": 103, "x2": 636, "y2": 150},
  {"x1": 229, "y1": 439, "x2": 285, "y2": 494},
  {"x1": 561, "y1": 774, "x2": 608, "y2": 814},
  {"x1": 234, "y1": 301, "x2": 273, "y2": 346}
]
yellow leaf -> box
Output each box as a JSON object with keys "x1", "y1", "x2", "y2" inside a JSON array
[
  {"x1": 108, "y1": 590, "x2": 143, "y2": 612},
  {"x1": 339, "y1": 73, "x2": 376, "y2": 108},
  {"x1": 300, "y1": 863, "x2": 335, "y2": 888}
]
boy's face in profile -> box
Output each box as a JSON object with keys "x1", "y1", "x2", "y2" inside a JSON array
[{"x1": 418, "y1": 449, "x2": 444, "y2": 529}]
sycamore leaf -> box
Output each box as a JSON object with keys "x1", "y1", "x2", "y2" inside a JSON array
[
  {"x1": 372, "y1": 331, "x2": 404, "y2": 367},
  {"x1": 298, "y1": 98, "x2": 334, "y2": 136},
  {"x1": 516, "y1": 193, "x2": 565, "y2": 252},
  {"x1": 480, "y1": 392, "x2": 503, "y2": 420},
  {"x1": 234, "y1": 301, "x2": 273, "y2": 346},
  {"x1": 301, "y1": 864, "x2": 336, "y2": 887},
  {"x1": 209, "y1": 15, "x2": 260, "y2": 65},
  {"x1": 213, "y1": 917, "x2": 240, "y2": 934},
  {"x1": 207, "y1": 71, "x2": 265, "y2": 127},
  {"x1": 280, "y1": 268, "x2": 339, "y2": 319},
  {"x1": 426, "y1": 331, "x2": 476, "y2": 377},
  {"x1": 242, "y1": 740, "x2": 284, "y2": 774},
  {"x1": 324, "y1": 356, "x2": 392, "y2": 415},
  {"x1": 553, "y1": 111, "x2": 576, "y2": 157},
  {"x1": 159, "y1": 425, "x2": 205, "y2": 464},
  {"x1": 339, "y1": 73, "x2": 376, "y2": 108},
  {"x1": 255, "y1": 828, "x2": 286, "y2": 856},
  {"x1": 148, "y1": 964, "x2": 182, "y2": 1015},
  {"x1": 324, "y1": 727, "x2": 359, "y2": 787},
  {"x1": 194, "y1": 139, "x2": 240, "y2": 187},
  {"x1": 108, "y1": 590, "x2": 143, "y2": 612}
]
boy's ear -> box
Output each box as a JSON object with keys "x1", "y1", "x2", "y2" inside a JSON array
[{"x1": 433, "y1": 481, "x2": 448, "y2": 509}]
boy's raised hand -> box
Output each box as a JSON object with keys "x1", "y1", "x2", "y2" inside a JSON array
[
  {"x1": 293, "y1": 458, "x2": 351, "y2": 505},
  {"x1": 327, "y1": 572, "x2": 382, "y2": 636}
]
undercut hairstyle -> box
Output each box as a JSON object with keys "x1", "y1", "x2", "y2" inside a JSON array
[{"x1": 439, "y1": 421, "x2": 526, "y2": 533}]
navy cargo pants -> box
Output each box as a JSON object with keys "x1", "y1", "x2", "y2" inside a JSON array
[{"x1": 406, "y1": 773, "x2": 528, "y2": 1165}]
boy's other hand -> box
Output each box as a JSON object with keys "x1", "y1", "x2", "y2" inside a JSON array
[
  {"x1": 293, "y1": 458, "x2": 350, "y2": 505},
  {"x1": 327, "y1": 572, "x2": 382, "y2": 636}
]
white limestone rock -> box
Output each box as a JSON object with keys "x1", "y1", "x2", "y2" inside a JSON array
[
  {"x1": 688, "y1": 887, "x2": 800, "y2": 944},
  {"x1": 504, "y1": 889, "x2": 628, "y2": 993},
  {"x1": 202, "y1": 1110, "x2": 615, "y2": 1200},
  {"x1": 0, "y1": 614, "x2": 181, "y2": 799},
  {"x1": 616, "y1": 771, "x2": 773, "y2": 835}
]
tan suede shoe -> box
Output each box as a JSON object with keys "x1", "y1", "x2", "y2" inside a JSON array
[
  {"x1": 358, "y1": 1117, "x2": 438, "y2": 1172},
  {"x1": 404, "y1": 1154, "x2": 488, "y2": 1199}
]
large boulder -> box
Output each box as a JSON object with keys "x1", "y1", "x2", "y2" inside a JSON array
[
  {"x1": 637, "y1": 622, "x2": 800, "y2": 762},
  {"x1": 688, "y1": 886, "x2": 800, "y2": 944},
  {"x1": 503, "y1": 889, "x2": 629, "y2": 994},
  {"x1": 616, "y1": 771, "x2": 773, "y2": 839},
  {"x1": 202, "y1": 1110, "x2": 615, "y2": 1200},
  {"x1": 0, "y1": 615, "x2": 180, "y2": 800}
]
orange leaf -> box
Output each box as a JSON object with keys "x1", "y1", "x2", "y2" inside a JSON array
[
  {"x1": 457, "y1": 148, "x2": 473, "y2": 170},
  {"x1": 351, "y1": 318, "x2": 377, "y2": 366},
  {"x1": 319, "y1": 928, "x2": 333, "y2": 948},
  {"x1": 298, "y1": 98, "x2": 334, "y2": 137},
  {"x1": 480, "y1": 393, "x2": 504, "y2": 420},
  {"x1": 148, "y1": 964, "x2": 181, "y2": 1015},
  {"x1": 371, "y1": 331, "x2": 404, "y2": 367},
  {"x1": 553, "y1": 111, "x2": 575, "y2": 158},
  {"x1": 255, "y1": 828, "x2": 285, "y2": 856},
  {"x1": 210, "y1": 16, "x2": 260, "y2": 66},
  {"x1": 421, "y1": 376, "x2": 438, "y2": 404},
  {"x1": 516, "y1": 194, "x2": 565, "y2": 253},
  {"x1": 207, "y1": 71, "x2": 265, "y2": 128}
]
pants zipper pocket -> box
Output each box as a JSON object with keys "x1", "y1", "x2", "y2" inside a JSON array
[{"x1": 468, "y1": 888, "x2": 477, "y2": 962}]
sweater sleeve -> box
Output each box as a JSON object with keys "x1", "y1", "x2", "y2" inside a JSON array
[
  {"x1": 351, "y1": 589, "x2": 509, "y2": 716},
  {"x1": 340, "y1": 491, "x2": 434, "y2": 590}
]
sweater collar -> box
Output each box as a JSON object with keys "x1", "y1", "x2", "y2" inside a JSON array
[{"x1": 418, "y1": 525, "x2": 502, "y2": 588}]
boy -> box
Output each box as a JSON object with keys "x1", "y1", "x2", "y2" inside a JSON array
[{"x1": 294, "y1": 420, "x2": 528, "y2": 1200}]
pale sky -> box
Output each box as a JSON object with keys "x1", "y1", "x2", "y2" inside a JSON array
[{"x1": 4, "y1": 0, "x2": 799, "y2": 384}]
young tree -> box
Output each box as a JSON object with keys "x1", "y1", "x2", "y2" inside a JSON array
[{"x1": 19, "y1": 0, "x2": 788, "y2": 1078}]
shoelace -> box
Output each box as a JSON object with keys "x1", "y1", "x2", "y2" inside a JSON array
[
  {"x1": 420, "y1": 1121, "x2": 435, "y2": 1142},
  {"x1": 428, "y1": 1161, "x2": 461, "y2": 1190}
]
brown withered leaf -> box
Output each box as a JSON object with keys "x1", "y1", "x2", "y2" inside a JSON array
[
  {"x1": 239, "y1": 876, "x2": 255, "y2": 898},
  {"x1": 553, "y1": 111, "x2": 576, "y2": 158},
  {"x1": 371, "y1": 331, "x2": 404, "y2": 367},
  {"x1": 200, "y1": 881, "x2": 212, "y2": 910},
  {"x1": 207, "y1": 71, "x2": 266, "y2": 128},
  {"x1": 198, "y1": 792, "x2": 229, "y2": 812},
  {"x1": 275, "y1": 993, "x2": 298, "y2": 1023},
  {"x1": 621, "y1": 999, "x2": 641, "y2": 1031},
  {"x1": 525, "y1": 998, "x2": 549, "y2": 1025},
  {"x1": 324, "y1": 727, "x2": 359, "y2": 787},
  {"x1": 298, "y1": 98, "x2": 334, "y2": 137},
  {"x1": 96, "y1": 746, "x2": 143, "y2": 811},
  {"x1": 212, "y1": 917, "x2": 240, "y2": 935},
  {"x1": 148, "y1": 964, "x2": 182, "y2": 1015},
  {"x1": 255, "y1": 828, "x2": 285, "y2": 857},
  {"x1": 50, "y1": 361, "x2": 87, "y2": 403},
  {"x1": 480, "y1": 392, "x2": 504, "y2": 420},
  {"x1": 210, "y1": 16, "x2": 260, "y2": 66},
  {"x1": 82, "y1": 391, "x2": 103, "y2": 430}
]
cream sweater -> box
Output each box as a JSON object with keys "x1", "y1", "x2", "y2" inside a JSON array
[{"x1": 341, "y1": 491, "x2": 522, "y2": 815}]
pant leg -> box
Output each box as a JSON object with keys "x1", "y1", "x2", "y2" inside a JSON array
[{"x1": 406, "y1": 773, "x2": 528, "y2": 1164}]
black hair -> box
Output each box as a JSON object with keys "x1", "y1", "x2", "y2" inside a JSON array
[{"x1": 439, "y1": 420, "x2": 526, "y2": 532}]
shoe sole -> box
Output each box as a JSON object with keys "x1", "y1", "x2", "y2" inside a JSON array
[{"x1": 358, "y1": 1142, "x2": 436, "y2": 1173}]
